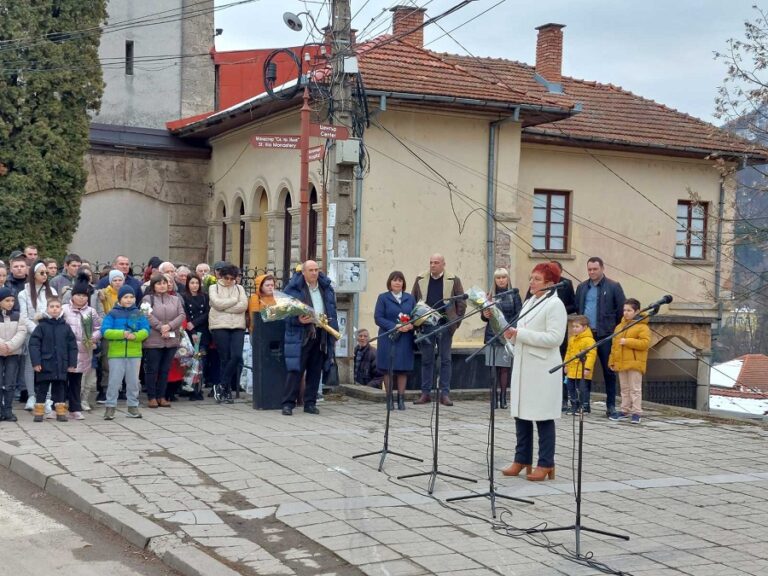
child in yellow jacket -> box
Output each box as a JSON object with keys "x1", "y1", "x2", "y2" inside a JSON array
[
  {"x1": 608, "y1": 298, "x2": 651, "y2": 423},
  {"x1": 563, "y1": 315, "x2": 597, "y2": 414}
]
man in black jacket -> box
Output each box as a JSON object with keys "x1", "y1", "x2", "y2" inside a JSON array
[{"x1": 575, "y1": 257, "x2": 625, "y2": 418}]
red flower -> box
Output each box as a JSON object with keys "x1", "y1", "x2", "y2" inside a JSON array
[{"x1": 398, "y1": 313, "x2": 411, "y2": 323}]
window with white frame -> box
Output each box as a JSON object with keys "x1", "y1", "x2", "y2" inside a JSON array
[
  {"x1": 532, "y1": 190, "x2": 569, "y2": 252},
  {"x1": 675, "y1": 200, "x2": 708, "y2": 259}
]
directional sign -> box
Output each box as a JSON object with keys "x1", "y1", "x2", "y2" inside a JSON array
[
  {"x1": 250, "y1": 134, "x2": 301, "y2": 149},
  {"x1": 309, "y1": 123, "x2": 350, "y2": 140},
  {"x1": 308, "y1": 145, "x2": 325, "y2": 163}
]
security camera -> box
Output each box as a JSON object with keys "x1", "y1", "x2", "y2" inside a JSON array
[{"x1": 283, "y1": 12, "x2": 303, "y2": 32}]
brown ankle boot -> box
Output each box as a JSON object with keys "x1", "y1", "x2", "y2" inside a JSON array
[
  {"x1": 526, "y1": 466, "x2": 555, "y2": 481},
  {"x1": 501, "y1": 462, "x2": 531, "y2": 477},
  {"x1": 33, "y1": 403, "x2": 45, "y2": 422},
  {"x1": 54, "y1": 402, "x2": 68, "y2": 422},
  {"x1": 413, "y1": 393, "x2": 431, "y2": 405}
]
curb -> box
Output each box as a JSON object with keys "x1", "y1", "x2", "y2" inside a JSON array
[{"x1": 0, "y1": 440, "x2": 234, "y2": 576}]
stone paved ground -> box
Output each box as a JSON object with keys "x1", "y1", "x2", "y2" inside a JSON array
[{"x1": 2, "y1": 395, "x2": 767, "y2": 576}]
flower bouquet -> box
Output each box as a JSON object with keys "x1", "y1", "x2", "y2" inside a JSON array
[
  {"x1": 261, "y1": 291, "x2": 341, "y2": 340},
  {"x1": 182, "y1": 333, "x2": 204, "y2": 392},
  {"x1": 411, "y1": 301, "x2": 441, "y2": 328},
  {"x1": 81, "y1": 312, "x2": 95, "y2": 350},
  {"x1": 389, "y1": 312, "x2": 411, "y2": 342},
  {"x1": 202, "y1": 274, "x2": 217, "y2": 290},
  {"x1": 140, "y1": 301, "x2": 152, "y2": 318},
  {"x1": 467, "y1": 286, "x2": 514, "y2": 356}
]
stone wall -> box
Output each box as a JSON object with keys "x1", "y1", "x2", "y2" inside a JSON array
[{"x1": 70, "y1": 150, "x2": 209, "y2": 266}]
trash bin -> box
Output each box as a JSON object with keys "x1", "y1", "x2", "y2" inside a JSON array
[{"x1": 251, "y1": 314, "x2": 286, "y2": 410}]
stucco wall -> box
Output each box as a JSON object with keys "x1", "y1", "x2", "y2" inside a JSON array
[{"x1": 518, "y1": 144, "x2": 728, "y2": 313}]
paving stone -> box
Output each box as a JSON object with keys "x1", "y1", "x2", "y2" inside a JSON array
[
  {"x1": 9, "y1": 453, "x2": 66, "y2": 489},
  {"x1": 163, "y1": 544, "x2": 243, "y2": 576},
  {"x1": 91, "y1": 502, "x2": 169, "y2": 549}
]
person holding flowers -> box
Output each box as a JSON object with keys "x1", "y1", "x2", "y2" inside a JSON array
[
  {"x1": 481, "y1": 268, "x2": 522, "y2": 409},
  {"x1": 281, "y1": 260, "x2": 338, "y2": 416},
  {"x1": 62, "y1": 273, "x2": 102, "y2": 420},
  {"x1": 374, "y1": 271, "x2": 416, "y2": 411}
]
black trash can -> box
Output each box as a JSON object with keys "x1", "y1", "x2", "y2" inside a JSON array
[{"x1": 251, "y1": 314, "x2": 286, "y2": 410}]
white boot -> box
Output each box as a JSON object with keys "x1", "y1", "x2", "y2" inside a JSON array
[
  {"x1": 25, "y1": 395, "x2": 36, "y2": 411},
  {"x1": 44, "y1": 399, "x2": 55, "y2": 419}
]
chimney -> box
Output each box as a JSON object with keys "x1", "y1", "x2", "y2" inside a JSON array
[
  {"x1": 391, "y1": 5, "x2": 426, "y2": 48},
  {"x1": 534, "y1": 23, "x2": 565, "y2": 90}
]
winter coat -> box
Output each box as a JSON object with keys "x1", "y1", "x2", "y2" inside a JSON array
[
  {"x1": 411, "y1": 270, "x2": 466, "y2": 333},
  {"x1": 283, "y1": 271, "x2": 338, "y2": 373},
  {"x1": 28, "y1": 314, "x2": 77, "y2": 381},
  {"x1": 18, "y1": 283, "x2": 58, "y2": 334},
  {"x1": 92, "y1": 285, "x2": 119, "y2": 317},
  {"x1": 575, "y1": 276, "x2": 626, "y2": 338},
  {"x1": 208, "y1": 281, "x2": 248, "y2": 330},
  {"x1": 6, "y1": 275, "x2": 26, "y2": 312},
  {"x1": 609, "y1": 315, "x2": 651, "y2": 373},
  {"x1": 95, "y1": 273, "x2": 143, "y2": 293},
  {"x1": 62, "y1": 303, "x2": 103, "y2": 373},
  {"x1": 183, "y1": 292, "x2": 211, "y2": 347},
  {"x1": 142, "y1": 293, "x2": 186, "y2": 348},
  {"x1": 564, "y1": 327, "x2": 597, "y2": 380},
  {"x1": 248, "y1": 274, "x2": 277, "y2": 325},
  {"x1": 101, "y1": 305, "x2": 150, "y2": 358},
  {"x1": 509, "y1": 293, "x2": 567, "y2": 421},
  {"x1": 482, "y1": 289, "x2": 522, "y2": 343},
  {"x1": 0, "y1": 309, "x2": 27, "y2": 356},
  {"x1": 354, "y1": 344, "x2": 382, "y2": 386},
  {"x1": 374, "y1": 291, "x2": 416, "y2": 372}
]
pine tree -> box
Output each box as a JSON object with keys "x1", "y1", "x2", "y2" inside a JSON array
[{"x1": 0, "y1": 0, "x2": 106, "y2": 258}]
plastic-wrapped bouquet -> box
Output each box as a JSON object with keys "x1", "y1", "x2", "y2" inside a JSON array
[
  {"x1": 140, "y1": 301, "x2": 152, "y2": 317},
  {"x1": 261, "y1": 291, "x2": 341, "y2": 339},
  {"x1": 411, "y1": 301, "x2": 441, "y2": 328},
  {"x1": 467, "y1": 286, "x2": 514, "y2": 356}
]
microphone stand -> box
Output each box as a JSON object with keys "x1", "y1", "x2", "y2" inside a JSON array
[
  {"x1": 353, "y1": 320, "x2": 423, "y2": 471},
  {"x1": 447, "y1": 291, "x2": 558, "y2": 517},
  {"x1": 521, "y1": 305, "x2": 666, "y2": 555},
  {"x1": 398, "y1": 297, "x2": 477, "y2": 494}
]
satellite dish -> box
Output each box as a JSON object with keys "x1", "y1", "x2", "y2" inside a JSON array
[{"x1": 283, "y1": 12, "x2": 303, "y2": 32}]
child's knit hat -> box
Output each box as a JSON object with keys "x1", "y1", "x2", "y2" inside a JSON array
[
  {"x1": 118, "y1": 285, "x2": 135, "y2": 300},
  {"x1": 71, "y1": 272, "x2": 91, "y2": 297},
  {"x1": 0, "y1": 287, "x2": 13, "y2": 302}
]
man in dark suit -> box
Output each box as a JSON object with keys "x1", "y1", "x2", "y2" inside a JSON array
[{"x1": 574, "y1": 257, "x2": 625, "y2": 418}]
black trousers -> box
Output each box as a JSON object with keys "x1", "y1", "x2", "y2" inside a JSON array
[
  {"x1": 144, "y1": 347, "x2": 177, "y2": 400},
  {"x1": 282, "y1": 337, "x2": 322, "y2": 409},
  {"x1": 34, "y1": 379, "x2": 67, "y2": 404},
  {"x1": 211, "y1": 329, "x2": 245, "y2": 395},
  {"x1": 514, "y1": 418, "x2": 556, "y2": 468},
  {"x1": 67, "y1": 372, "x2": 83, "y2": 412},
  {"x1": 0, "y1": 356, "x2": 21, "y2": 416},
  {"x1": 595, "y1": 337, "x2": 617, "y2": 412}
]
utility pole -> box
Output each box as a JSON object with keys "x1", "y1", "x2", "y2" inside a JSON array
[{"x1": 327, "y1": 0, "x2": 355, "y2": 374}]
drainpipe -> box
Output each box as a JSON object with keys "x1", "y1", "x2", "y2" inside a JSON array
[
  {"x1": 353, "y1": 164, "x2": 363, "y2": 332},
  {"x1": 487, "y1": 110, "x2": 519, "y2": 285}
]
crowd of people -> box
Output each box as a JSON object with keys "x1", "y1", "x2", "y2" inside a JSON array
[{"x1": 1, "y1": 246, "x2": 653, "y2": 483}]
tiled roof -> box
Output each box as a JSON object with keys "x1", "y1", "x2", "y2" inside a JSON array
[
  {"x1": 436, "y1": 52, "x2": 760, "y2": 157},
  {"x1": 711, "y1": 386, "x2": 768, "y2": 400},
  {"x1": 356, "y1": 36, "x2": 574, "y2": 113},
  {"x1": 735, "y1": 354, "x2": 768, "y2": 393}
]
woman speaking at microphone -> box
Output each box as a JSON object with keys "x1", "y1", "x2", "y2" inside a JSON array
[{"x1": 501, "y1": 262, "x2": 567, "y2": 481}]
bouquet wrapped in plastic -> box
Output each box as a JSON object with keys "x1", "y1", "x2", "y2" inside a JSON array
[
  {"x1": 467, "y1": 286, "x2": 514, "y2": 356},
  {"x1": 261, "y1": 291, "x2": 341, "y2": 340},
  {"x1": 410, "y1": 301, "x2": 442, "y2": 328},
  {"x1": 182, "y1": 332, "x2": 204, "y2": 393}
]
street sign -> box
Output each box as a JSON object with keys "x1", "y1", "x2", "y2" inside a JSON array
[
  {"x1": 308, "y1": 145, "x2": 325, "y2": 162},
  {"x1": 309, "y1": 123, "x2": 350, "y2": 140},
  {"x1": 250, "y1": 134, "x2": 301, "y2": 149}
]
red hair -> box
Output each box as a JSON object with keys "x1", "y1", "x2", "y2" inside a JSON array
[{"x1": 532, "y1": 262, "x2": 561, "y2": 284}]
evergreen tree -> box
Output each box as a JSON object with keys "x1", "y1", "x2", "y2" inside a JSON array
[{"x1": 0, "y1": 0, "x2": 106, "y2": 258}]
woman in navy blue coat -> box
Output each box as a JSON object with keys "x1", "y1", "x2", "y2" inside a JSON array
[{"x1": 374, "y1": 271, "x2": 415, "y2": 410}]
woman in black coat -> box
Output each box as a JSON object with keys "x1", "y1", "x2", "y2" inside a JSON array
[
  {"x1": 374, "y1": 271, "x2": 416, "y2": 411},
  {"x1": 481, "y1": 267, "x2": 522, "y2": 409}
]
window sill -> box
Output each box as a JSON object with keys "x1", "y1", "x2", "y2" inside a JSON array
[
  {"x1": 672, "y1": 258, "x2": 713, "y2": 267},
  {"x1": 528, "y1": 252, "x2": 576, "y2": 261}
]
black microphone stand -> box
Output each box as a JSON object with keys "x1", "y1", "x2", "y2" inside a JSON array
[
  {"x1": 446, "y1": 290, "x2": 559, "y2": 516},
  {"x1": 353, "y1": 320, "x2": 422, "y2": 472},
  {"x1": 521, "y1": 304, "x2": 666, "y2": 554},
  {"x1": 398, "y1": 296, "x2": 477, "y2": 494}
]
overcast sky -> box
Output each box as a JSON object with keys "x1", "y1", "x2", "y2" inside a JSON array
[{"x1": 213, "y1": 0, "x2": 761, "y2": 125}]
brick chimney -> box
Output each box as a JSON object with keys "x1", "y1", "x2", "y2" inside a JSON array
[
  {"x1": 534, "y1": 23, "x2": 565, "y2": 87},
  {"x1": 391, "y1": 5, "x2": 426, "y2": 48}
]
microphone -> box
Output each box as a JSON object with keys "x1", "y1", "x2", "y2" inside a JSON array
[
  {"x1": 443, "y1": 293, "x2": 469, "y2": 302},
  {"x1": 648, "y1": 295, "x2": 673, "y2": 309},
  {"x1": 544, "y1": 280, "x2": 568, "y2": 292},
  {"x1": 493, "y1": 288, "x2": 519, "y2": 299}
]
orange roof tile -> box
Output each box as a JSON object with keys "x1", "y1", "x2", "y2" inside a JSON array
[
  {"x1": 436, "y1": 52, "x2": 759, "y2": 157},
  {"x1": 735, "y1": 354, "x2": 768, "y2": 393}
]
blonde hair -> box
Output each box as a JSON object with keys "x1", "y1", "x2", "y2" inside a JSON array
[{"x1": 493, "y1": 267, "x2": 509, "y2": 279}]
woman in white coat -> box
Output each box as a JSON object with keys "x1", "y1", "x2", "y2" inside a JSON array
[{"x1": 501, "y1": 262, "x2": 567, "y2": 481}]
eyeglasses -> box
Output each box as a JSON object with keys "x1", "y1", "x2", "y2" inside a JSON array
[{"x1": 37, "y1": 270, "x2": 48, "y2": 275}]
